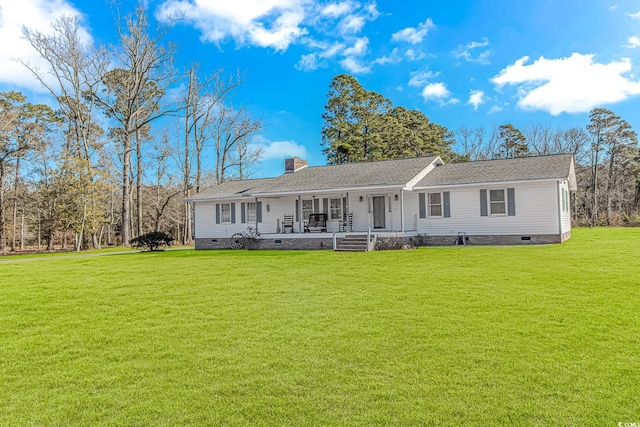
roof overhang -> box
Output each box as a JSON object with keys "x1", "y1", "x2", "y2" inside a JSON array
[
  {"x1": 414, "y1": 177, "x2": 570, "y2": 191},
  {"x1": 253, "y1": 184, "x2": 406, "y2": 197}
]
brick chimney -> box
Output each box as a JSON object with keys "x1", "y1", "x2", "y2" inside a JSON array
[{"x1": 285, "y1": 157, "x2": 308, "y2": 173}]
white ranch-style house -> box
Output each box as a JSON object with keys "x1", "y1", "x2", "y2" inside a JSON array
[{"x1": 186, "y1": 154, "x2": 577, "y2": 250}]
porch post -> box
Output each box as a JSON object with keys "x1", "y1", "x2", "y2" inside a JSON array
[
  {"x1": 345, "y1": 192, "x2": 349, "y2": 215},
  {"x1": 255, "y1": 197, "x2": 259, "y2": 231},
  {"x1": 298, "y1": 195, "x2": 302, "y2": 233},
  {"x1": 400, "y1": 189, "x2": 405, "y2": 232}
]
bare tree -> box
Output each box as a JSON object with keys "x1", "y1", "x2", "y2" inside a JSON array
[
  {"x1": 23, "y1": 16, "x2": 107, "y2": 250},
  {"x1": 212, "y1": 105, "x2": 263, "y2": 184},
  {"x1": 87, "y1": 5, "x2": 178, "y2": 245}
]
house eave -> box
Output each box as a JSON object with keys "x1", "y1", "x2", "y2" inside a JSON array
[
  {"x1": 414, "y1": 177, "x2": 570, "y2": 190},
  {"x1": 252, "y1": 184, "x2": 407, "y2": 197},
  {"x1": 184, "y1": 194, "x2": 256, "y2": 203}
]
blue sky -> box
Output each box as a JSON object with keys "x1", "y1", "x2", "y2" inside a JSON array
[{"x1": 1, "y1": 0, "x2": 639, "y2": 177}]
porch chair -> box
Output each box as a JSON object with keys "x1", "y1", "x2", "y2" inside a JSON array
[
  {"x1": 304, "y1": 213, "x2": 328, "y2": 232},
  {"x1": 282, "y1": 214, "x2": 294, "y2": 233},
  {"x1": 340, "y1": 212, "x2": 353, "y2": 232}
]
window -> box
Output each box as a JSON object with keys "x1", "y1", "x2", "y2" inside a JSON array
[
  {"x1": 490, "y1": 189, "x2": 506, "y2": 215},
  {"x1": 428, "y1": 193, "x2": 442, "y2": 217},
  {"x1": 247, "y1": 202, "x2": 256, "y2": 222},
  {"x1": 302, "y1": 199, "x2": 313, "y2": 220},
  {"x1": 562, "y1": 188, "x2": 569, "y2": 213},
  {"x1": 221, "y1": 203, "x2": 231, "y2": 223},
  {"x1": 330, "y1": 198, "x2": 342, "y2": 220}
]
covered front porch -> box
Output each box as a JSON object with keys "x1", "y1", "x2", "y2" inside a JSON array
[{"x1": 253, "y1": 187, "x2": 419, "y2": 236}]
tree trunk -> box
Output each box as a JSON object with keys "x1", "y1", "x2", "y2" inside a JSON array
[
  {"x1": 122, "y1": 133, "x2": 132, "y2": 245},
  {"x1": 11, "y1": 158, "x2": 19, "y2": 251},
  {"x1": 0, "y1": 163, "x2": 5, "y2": 253},
  {"x1": 136, "y1": 127, "x2": 143, "y2": 237},
  {"x1": 20, "y1": 212, "x2": 24, "y2": 251}
]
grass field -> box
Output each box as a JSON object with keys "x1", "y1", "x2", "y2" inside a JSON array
[{"x1": 1, "y1": 228, "x2": 639, "y2": 426}]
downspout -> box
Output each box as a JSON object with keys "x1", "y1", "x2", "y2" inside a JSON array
[
  {"x1": 346, "y1": 192, "x2": 349, "y2": 217},
  {"x1": 255, "y1": 197, "x2": 259, "y2": 232},
  {"x1": 400, "y1": 190, "x2": 405, "y2": 233},
  {"x1": 298, "y1": 195, "x2": 302, "y2": 233},
  {"x1": 556, "y1": 181, "x2": 562, "y2": 236}
]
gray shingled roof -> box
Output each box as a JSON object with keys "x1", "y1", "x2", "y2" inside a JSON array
[
  {"x1": 187, "y1": 156, "x2": 438, "y2": 201},
  {"x1": 185, "y1": 177, "x2": 279, "y2": 201},
  {"x1": 415, "y1": 154, "x2": 575, "y2": 188},
  {"x1": 255, "y1": 156, "x2": 438, "y2": 194}
]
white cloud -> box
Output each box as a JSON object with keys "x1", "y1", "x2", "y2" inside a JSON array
[
  {"x1": 391, "y1": 18, "x2": 435, "y2": 44},
  {"x1": 624, "y1": 36, "x2": 640, "y2": 48},
  {"x1": 295, "y1": 53, "x2": 322, "y2": 71},
  {"x1": 343, "y1": 37, "x2": 369, "y2": 56},
  {"x1": 492, "y1": 53, "x2": 640, "y2": 115},
  {"x1": 321, "y1": 2, "x2": 354, "y2": 17},
  {"x1": 404, "y1": 49, "x2": 425, "y2": 61},
  {"x1": 339, "y1": 14, "x2": 366, "y2": 34},
  {"x1": 626, "y1": 11, "x2": 640, "y2": 18},
  {"x1": 467, "y1": 90, "x2": 486, "y2": 110},
  {"x1": 261, "y1": 139, "x2": 308, "y2": 160},
  {"x1": 373, "y1": 48, "x2": 401, "y2": 65},
  {"x1": 0, "y1": 0, "x2": 90, "y2": 92},
  {"x1": 340, "y1": 57, "x2": 371, "y2": 74},
  {"x1": 320, "y1": 42, "x2": 346, "y2": 58},
  {"x1": 156, "y1": 0, "x2": 381, "y2": 76},
  {"x1": 454, "y1": 37, "x2": 491, "y2": 65},
  {"x1": 421, "y1": 82, "x2": 458, "y2": 104},
  {"x1": 609, "y1": 4, "x2": 618, "y2": 10},
  {"x1": 157, "y1": 0, "x2": 308, "y2": 51},
  {"x1": 408, "y1": 70, "x2": 440, "y2": 87},
  {"x1": 488, "y1": 105, "x2": 503, "y2": 114}
]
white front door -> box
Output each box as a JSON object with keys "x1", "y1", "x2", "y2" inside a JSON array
[{"x1": 372, "y1": 196, "x2": 386, "y2": 229}]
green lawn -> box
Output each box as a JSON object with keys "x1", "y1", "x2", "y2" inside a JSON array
[{"x1": 1, "y1": 228, "x2": 639, "y2": 426}]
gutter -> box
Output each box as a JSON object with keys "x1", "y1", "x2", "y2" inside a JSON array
[{"x1": 414, "y1": 177, "x2": 568, "y2": 191}]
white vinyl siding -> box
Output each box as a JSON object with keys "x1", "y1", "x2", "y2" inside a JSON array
[
  {"x1": 415, "y1": 181, "x2": 561, "y2": 236},
  {"x1": 193, "y1": 180, "x2": 569, "y2": 238}
]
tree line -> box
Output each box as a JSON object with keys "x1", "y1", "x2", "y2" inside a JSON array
[
  {"x1": 322, "y1": 74, "x2": 640, "y2": 227},
  {"x1": 0, "y1": 5, "x2": 263, "y2": 252}
]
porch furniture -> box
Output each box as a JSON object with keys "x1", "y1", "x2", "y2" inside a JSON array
[
  {"x1": 340, "y1": 212, "x2": 353, "y2": 232},
  {"x1": 282, "y1": 214, "x2": 294, "y2": 233},
  {"x1": 304, "y1": 213, "x2": 328, "y2": 232}
]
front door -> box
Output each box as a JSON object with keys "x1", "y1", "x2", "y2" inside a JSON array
[{"x1": 372, "y1": 196, "x2": 386, "y2": 229}]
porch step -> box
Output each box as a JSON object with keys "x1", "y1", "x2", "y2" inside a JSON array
[{"x1": 335, "y1": 234, "x2": 374, "y2": 252}]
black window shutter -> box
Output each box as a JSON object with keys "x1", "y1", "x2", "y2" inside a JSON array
[
  {"x1": 443, "y1": 191, "x2": 450, "y2": 218},
  {"x1": 230, "y1": 203, "x2": 236, "y2": 223},
  {"x1": 256, "y1": 201, "x2": 262, "y2": 223},
  {"x1": 480, "y1": 189, "x2": 488, "y2": 216},
  {"x1": 241, "y1": 203, "x2": 246, "y2": 223},
  {"x1": 342, "y1": 197, "x2": 347, "y2": 214},
  {"x1": 322, "y1": 198, "x2": 328, "y2": 214},
  {"x1": 418, "y1": 193, "x2": 426, "y2": 219},
  {"x1": 295, "y1": 200, "x2": 299, "y2": 222},
  {"x1": 507, "y1": 188, "x2": 516, "y2": 216},
  {"x1": 314, "y1": 198, "x2": 320, "y2": 213},
  {"x1": 216, "y1": 203, "x2": 220, "y2": 224}
]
